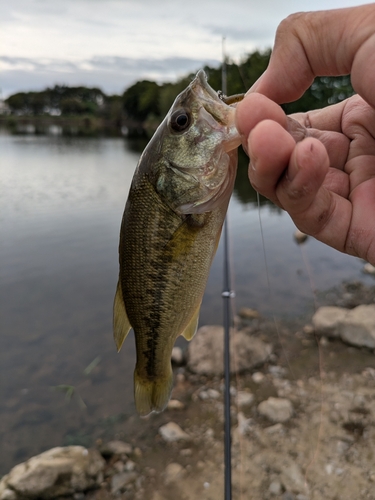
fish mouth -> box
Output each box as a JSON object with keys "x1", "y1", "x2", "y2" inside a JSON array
[
  {"x1": 194, "y1": 69, "x2": 223, "y2": 102},
  {"x1": 194, "y1": 69, "x2": 244, "y2": 106}
]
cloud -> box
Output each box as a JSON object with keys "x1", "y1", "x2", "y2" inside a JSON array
[{"x1": 0, "y1": 55, "x2": 221, "y2": 97}]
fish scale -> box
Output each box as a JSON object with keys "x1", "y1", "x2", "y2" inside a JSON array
[{"x1": 113, "y1": 70, "x2": 242, "y2": 416}]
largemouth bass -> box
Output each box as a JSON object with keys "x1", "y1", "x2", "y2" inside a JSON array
[{"x1": 114, "y1": 70, "x2": 241, "y2": 416}]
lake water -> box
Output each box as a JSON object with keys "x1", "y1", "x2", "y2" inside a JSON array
[{"x1": 0, "y1": 130, "x2": 371, "y2": 474}]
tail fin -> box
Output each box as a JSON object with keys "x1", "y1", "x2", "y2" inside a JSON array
[{"x1": 134, "y1": 365, "x2": 174, "y2": 417}]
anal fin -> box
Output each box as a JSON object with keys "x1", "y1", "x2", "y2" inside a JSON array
[
  {"x1": 180, "y1": 305, "x2": 200, "y2": 341},
  {"x1": 113, "y1": 281, "x2": 132, "y2": 352}
]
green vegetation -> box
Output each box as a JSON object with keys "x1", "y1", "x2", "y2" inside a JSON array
[{"x1": 3, "y1": 49, "x2": 354, "y2": 137}]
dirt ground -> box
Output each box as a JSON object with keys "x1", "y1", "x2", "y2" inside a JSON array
[{"x1": 87, "y1": 282, "x2": 375, "y2": 500}]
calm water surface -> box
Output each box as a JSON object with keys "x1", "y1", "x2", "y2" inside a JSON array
[{"x1": 0, "y1": 131, "x2": 370, "y2": 474}]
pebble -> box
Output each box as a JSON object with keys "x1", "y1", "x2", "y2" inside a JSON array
[
  {"x1": 159, "y1": 422, "x2": 190, "y2": 442},
  {"x1": 171, "y1": 347, "x2": 184, "y2": 365},
  {"x1": 363, "y1": 262, "x2": 375, "y2": 275},
  {"x1": 269, "y1": 365, "x2": 286, "y2": 378},
  {"x1": 303, "y1": 324, "x2": 315, "y2": 335},
  {"x1": 113, "y1": 461, "x2": 124, "y2": 473},
  {"x1": 0, "y1": 490, "x2": 16, "y2": 500},
  {"x1": 199, "y1": 389, "x2": 220, "y2": 400},
  {"x1": 252, "y1": 372, "x2": 265, "y2": 383},
  {"x1": 236, "y1": 391, "x2": 254, "y2": 408},
  {"x1": 282, "y1": 493, "x2": 295, "y2": 500},
  {"x1": 167, "y1": 399, "x2": 185, "y2": 410},
  {"x1": 180, "y1": 448, "x2": 192, "y2": 457},
  {"x1": 258, "y1": 397, "x2": 293, "y2": 423},
  {"x1": 163, "y1": 463, "x2": 184, "y2": 485},
  {"x1": 269, "y1": 480, "x2": 282, "y2": 495},
  {"x1": 320, "y1": 336, "x2": 329, "y2": 346},
  {"x1": 238, "y1": 307, "x2": 260, "y2": 320},
  {"x1": 237, "y1": 411, "x2": 252, "y2": 435},
  {"x1": 124, "y1": 460, "x2": 136, "y2": 472},
  {"x1": 265, "y1": 423, "x2": 284, "y2": 434},
  {"x1": 111, "y1": 472, "x2": 137, "y2": 494}
]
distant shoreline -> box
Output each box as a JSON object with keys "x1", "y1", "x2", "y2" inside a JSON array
[{"x1": 0, "y1": 115, "x2": 133, "y2": 138}]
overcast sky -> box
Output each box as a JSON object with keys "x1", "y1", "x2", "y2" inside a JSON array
[{"x1": 0, "y1": 0, "x2": 370, "y2": 98}]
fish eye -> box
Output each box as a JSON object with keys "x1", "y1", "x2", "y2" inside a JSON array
[{"x1": 170, "y1": 110, "x2": 191, "y2": 132}]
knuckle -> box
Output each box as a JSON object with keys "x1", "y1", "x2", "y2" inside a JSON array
[{"x1": 276, "y1": 12, "x2": 306, "y2": 38}]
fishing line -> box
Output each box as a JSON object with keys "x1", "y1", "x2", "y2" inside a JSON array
[
  {"x1": 297, "y1": 241, "x2": 325, "y2": 483},
  {"x1": 256, "y1": 192, "x2": 299, "y2": 381},
  {"x1": 258, "y1": 191, "x2": 325, "y2": 484}
]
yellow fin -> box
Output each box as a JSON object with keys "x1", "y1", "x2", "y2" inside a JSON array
[
  {"x1": 134, "y1": 365, "x2": 173, "y2": 417},
  {"x1": 180, "y1": 305, "x2": 200, "y2": 341},
  {"x1": 113, "y1": 281, "x2": 132, "y2": 352}
]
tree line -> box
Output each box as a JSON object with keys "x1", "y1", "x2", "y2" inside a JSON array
[{"x1": 4, "y1": 49, "x2": 354, "y2": 136}]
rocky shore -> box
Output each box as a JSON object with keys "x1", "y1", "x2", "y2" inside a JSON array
[{"x1": 1, "y1": 281, "x2": 375, "y2": 500}]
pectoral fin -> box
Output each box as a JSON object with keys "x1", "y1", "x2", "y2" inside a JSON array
[
  {"x1": 180, "y1": 305, "x2": 200, "y2": 341},
  {"x1": 113, "y1": 281, "x2": 132, "y2": 352}
]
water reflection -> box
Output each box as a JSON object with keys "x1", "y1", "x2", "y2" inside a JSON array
[{"x1": 0, "y1": 130, "x2": 371, "y2": 474}]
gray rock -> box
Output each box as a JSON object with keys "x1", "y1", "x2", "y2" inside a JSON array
[
  {"x1": 312, "y1": 306, "x2": 347, "y2": 338},
  {"x1": 159, "y1": 422, "x2": 190, "y2": 442},
  {"x1": 0, "y1": 446, "x2": 105, "y2": 500},
  {"x1": 188, "y1": 325, "x2": 272, "y2": 375},
  {"x1": 258, "y1": 397, "x2": 293, "y2": 423},
  {"x1": 111, "y1": 471, "x2": 137, "y2": 494},
  {"x1": 313, "y1": 305, "x2": 375, "y2": 348},
  {"x1": 340, "y1": 304, "x2": 375, "y2": 348}
]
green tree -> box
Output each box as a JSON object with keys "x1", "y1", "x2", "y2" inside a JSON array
[
  {"x1": 6, "y1": 93, "x2": 27, "y2": 114},
  {"x1": 283, "y1": 75, "x2": 354, "y2": 114},
  {"x1": 122, "y1": 80, "x2": 160, "y2": 122}
]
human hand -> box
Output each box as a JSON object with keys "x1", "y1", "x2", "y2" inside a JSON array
[{"x1": 235, "y1": 4, "x2": 375, "y2": 264}]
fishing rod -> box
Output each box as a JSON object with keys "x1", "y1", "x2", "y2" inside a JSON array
[
  {"x1": 222, "y1": 217, "x2": 234, "y2": 500},
  {"x1": 221, "y1": 36, "x2": 234, "y2": 500}
]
